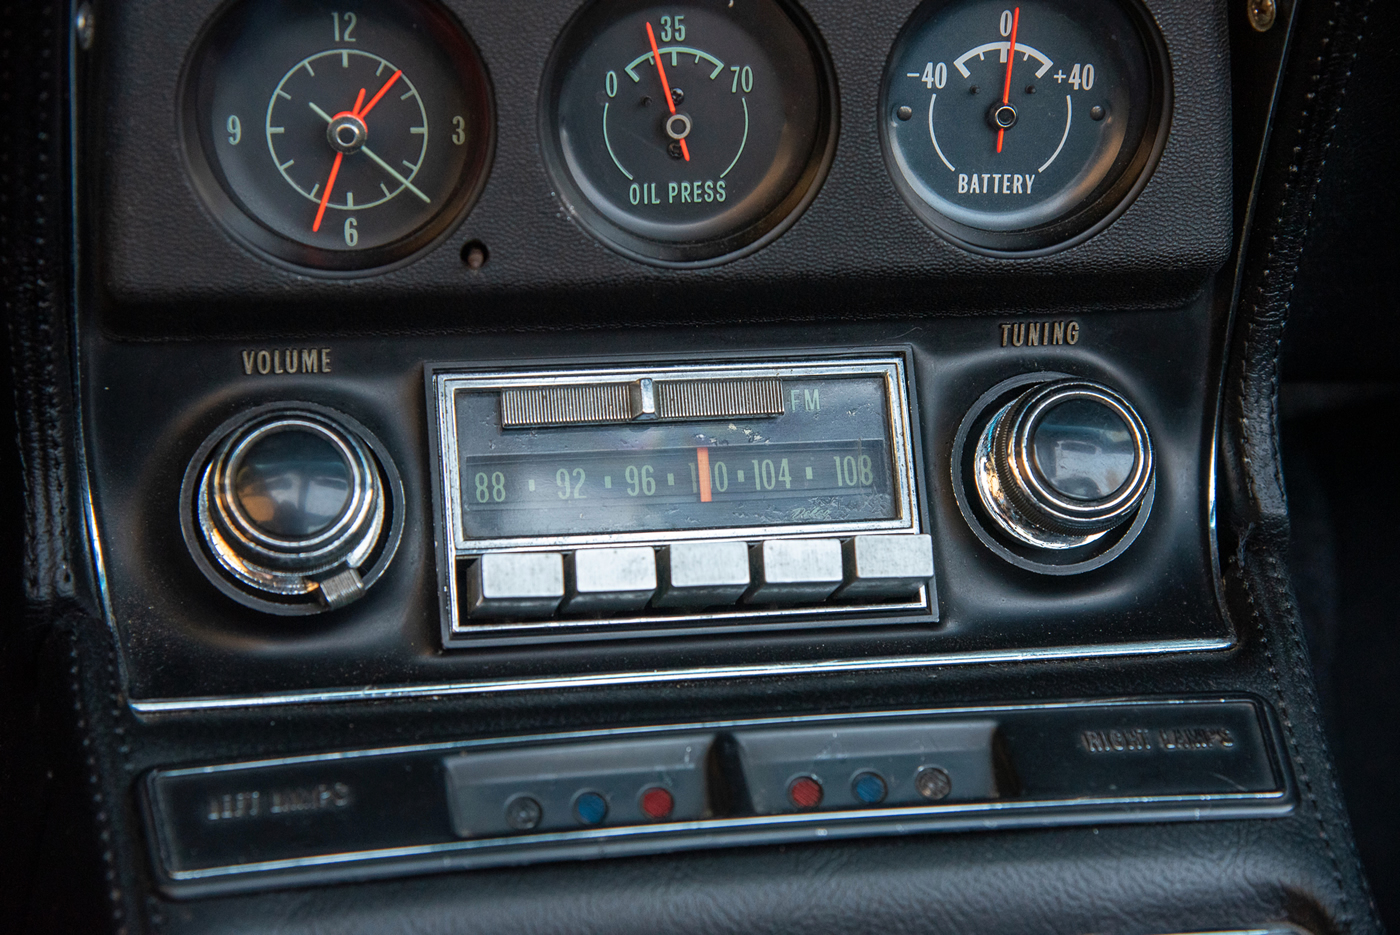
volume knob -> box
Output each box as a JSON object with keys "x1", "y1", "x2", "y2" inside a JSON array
[
  {"x1": 186, "y1": 406, "x2": 399, "y2": 612},
  {"x1": 973, "y1": 380, "x2": 1153, "y2": 549}
]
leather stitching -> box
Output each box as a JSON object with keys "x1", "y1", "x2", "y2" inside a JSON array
[
  {"x1": 1226, "y1": 0, "x2": 1377, "y2": 924},
  {"x1": 68, "y1": 626, "x2": 128, "y2": 933}
]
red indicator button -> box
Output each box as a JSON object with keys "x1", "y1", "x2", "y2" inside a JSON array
[
  {"x1": 787, "y1": 775, "x2": 824, "y2": 810},
  {"x1": 639, "y1": 786, "x2": 675, "y2": 820}
]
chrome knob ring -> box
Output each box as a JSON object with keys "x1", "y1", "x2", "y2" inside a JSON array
[
  {"x1": 183, "y1": 405, "x2": 401, "y2": 613},
  {"x1": 974, "y1": 380, "x2": 1153, "y2": 550}
]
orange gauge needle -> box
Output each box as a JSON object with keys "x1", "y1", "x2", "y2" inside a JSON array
[
  {"x1": 358, "y1": 68, "x2": 402, "y2": 120},
  {"x1": 312, "y1": 87, "x2": 364, "y2": 233},
  {"x1": 646, "y1": 21, "x2": 690, "y2": 162},
  {"x1": 311, "y1": 70, "x2": 400, "y2": 234},
  {"x1": 312, "y1": 152, "x2": 344, "y2": 232},
  {"x1": 997, "y1": 6, "x2": 1020, "y2": 154}
]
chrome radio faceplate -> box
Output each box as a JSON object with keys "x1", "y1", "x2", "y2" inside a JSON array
[{"x1": 429, "y1": 357, "x2": 933, "y2": 647}]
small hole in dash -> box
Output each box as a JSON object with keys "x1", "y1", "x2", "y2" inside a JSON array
[{"x1": 461, "y1": 240, "x2": 489, "y2": 270}]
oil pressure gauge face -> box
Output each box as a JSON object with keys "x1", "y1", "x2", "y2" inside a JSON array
[
  {"x1": 183, "y1": 0, "x2": 493, "y2": 272},
  {"x1": 881, "y1": 0, "x2": 1169, "y2": 253},
  {"x1": 543, "y1": 0, "x2": 838, "y2": 266}
]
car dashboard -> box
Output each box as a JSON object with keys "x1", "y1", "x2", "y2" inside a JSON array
[{"x1": 0, "y1": 0, "x2": 1391, "y2": 931}]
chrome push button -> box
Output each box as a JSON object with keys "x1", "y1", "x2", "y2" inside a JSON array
[
  {"x1": 974, "y1": 380, "x2": 1153, "y2": 549},
  {"x1": 654, "y1": 541, "x2": 751, "y2": 608},
  {"x1": 467, "y1": 553, "x2": 566, "y2": 618},
  {"x1": 837, "y1": 534, "x2": 935, "y2": 600},
  {"x1": 562, "y1": 546, "x2": 658, "y2": 614}
]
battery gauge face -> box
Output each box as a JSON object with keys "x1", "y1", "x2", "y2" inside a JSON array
[
  {"x1": 183, "y1": 0, "x2": 494, "y2": 272},
  {"x1": 542, "y1": 0, "x2": 838, "y2": 266},
  {"x1": 881, "y1": 0, "x2": 1169, "y2": 253}
]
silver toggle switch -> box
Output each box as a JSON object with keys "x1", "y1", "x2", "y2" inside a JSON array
[
  {"x1": 467, "y1": 553, "x2": 565, "y2": 619},
  {"x1": 563, "y1": 547, "x2": 658, "y2": 614},
  {"x1": 654, "y1": 541, "x2": 751, "y2": 608},
  {"x1": 837, "y1": 534, "x2": 934, "y2": 600},
  {"x1": 745, "y1": 539, "x2": 844, "y2": 604}
]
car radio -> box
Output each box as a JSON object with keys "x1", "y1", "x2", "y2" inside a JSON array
[{"x1": 428, "y1": 356, "x2": 935, "y2": 647}]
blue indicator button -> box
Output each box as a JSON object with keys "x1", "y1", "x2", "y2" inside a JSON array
[
  {"x1": 573, "y1": 791, "x2": 608, "y2": 826},
  {"x1": 851, "y1": 772, "x2": 888, "y2": 805}
]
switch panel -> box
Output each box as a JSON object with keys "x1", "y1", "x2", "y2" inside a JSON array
[
  {"x1": 443, "y1": 735, "x2": 715, "y2": 837},
  {"x1": 731, "y1": 720, "x2": 1003, "y2": 813}
]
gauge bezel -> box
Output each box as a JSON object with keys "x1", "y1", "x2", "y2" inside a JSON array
[
  {"x1": 879, "y1": 0, "x2": 1173, "y2": 256},
  {"x1": 539, "y1": 0, "x2": 840, "y2": 268},
  {"x1": 177, "y1": 0, "x2": 497, "y2": 276}
]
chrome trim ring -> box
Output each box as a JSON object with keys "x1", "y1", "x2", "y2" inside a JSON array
[
  {"x1": 976, "y1": 380, "x2": 1153, "y2": 548},
  {"x1": 213, "y1": 418, "x2": 372, "y2": 559},
  {"x1": 196, "y1": 410, "x2": 386, "y2": 602}
]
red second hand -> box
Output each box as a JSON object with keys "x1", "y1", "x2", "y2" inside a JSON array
[
  {"x1": 997, "y1": 6, "x2": 1020, "y2": 154},
  {"x1": 646, "y1": 21, "x2": 690, "y2": 162},
  {"x1": 357, "y1": 69, "x2": 402, "y2": 119},
  {"x1": 312, "y1": 152, "x2": 344, "y2": 232},
  {"x1": 312, "y1": 87, "x2": 366, "y2": 233}
]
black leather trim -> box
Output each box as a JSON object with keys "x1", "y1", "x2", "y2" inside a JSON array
[{"x1": 1219, "y1": 0, "x2": 1381, "y2": 927}]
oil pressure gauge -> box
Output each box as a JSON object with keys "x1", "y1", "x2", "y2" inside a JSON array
[
  {"x1": 881, "y1": 0, "x2": 1169, "y2": 254},
  {"x1": 183, "y1": 0, "x2": 494, "y2": 272},
  {"x1": 542, "y1": 0, "x2": 838, "y2": 266}
]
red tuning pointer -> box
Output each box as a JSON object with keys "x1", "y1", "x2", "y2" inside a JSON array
[
  {"x1": 313, "y1": 70, "x2": 404, "y2": 233},
  {"x1": 646, "y1": 21, "x2": 690, "y2": 162},
  {"x1": 997, "y1": 6, "x2": 1020, "y2": 154}
]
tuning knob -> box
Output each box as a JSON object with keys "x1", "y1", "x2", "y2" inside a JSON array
[
  {"x1": 973, "y1": 380, "x2": 1153, "y2": 549},
  {"x1": 187, "y1": 407, "x2": 398, "y2": 612}
]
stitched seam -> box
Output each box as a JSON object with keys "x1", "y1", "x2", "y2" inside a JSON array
[
  {"x1": 1233, "y1": 0, "x2": 1376, "y2": 922},
  {"x1": 69, "y1": 626, "x2": 128, "y2": 933}
]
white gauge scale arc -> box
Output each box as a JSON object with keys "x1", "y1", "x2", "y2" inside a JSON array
[
  {"x1": 603, "y1": 45, "x2": 750, "y2": 181},
  {"x1": 924, "y1": 41, "x2": 1070, "y2": 175},
  {"x1": 265, "y1": 49, "x2": 430, "y2": 211}
]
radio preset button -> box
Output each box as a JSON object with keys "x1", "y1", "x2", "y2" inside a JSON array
[
  {"x1": 837, "y1": 535, "x2": 935, "y2": 600},
  {"x1": 564, "y1": 547, "x2": 658, "y2": 614},
  {"x1": 654, "y1": 542, "x2": 751, "y2": 608},
  {"x1": 746, "y1": 539, "x2": 844, "y2": 604},
  {"x1": 467, "y1": 553, "x2": 566, "y2": 619}
]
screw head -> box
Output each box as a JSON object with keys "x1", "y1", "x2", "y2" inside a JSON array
[
  {"x1": 1247, "y1": 0, "x2": 1276, "y2": 32},
  {"x1": 504, "y1": 794, "x2": 542, "y2": 830},
  {"x1": 896, "y1": 105, "x2": 914, "y2": 121},
  {"x1": 915, "y1": 766, "x2": 952, "y2": 801},
  {"x1": 75, "y1": 3, "x2": 95, "y2": 50}
]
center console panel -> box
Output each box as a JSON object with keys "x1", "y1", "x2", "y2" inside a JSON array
[{"x1": 65, "y1": 0, "x2": 1314, "y2": 922}]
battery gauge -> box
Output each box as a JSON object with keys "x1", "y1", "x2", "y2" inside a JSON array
[{"x1": 881, "y1": 0, "x2": 1170, "y2": 253}]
